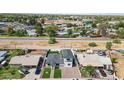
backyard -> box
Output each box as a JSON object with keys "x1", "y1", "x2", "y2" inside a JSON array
[
  {"x1": 42, "y1": 67, "x2": 51, "y2": 78},
  {"x1": 54, "y1": 69, "x2": 61, "y2": 78}
]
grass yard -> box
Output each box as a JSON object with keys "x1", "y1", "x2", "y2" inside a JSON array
[
  {"x1": 0, "y1": 65, "x2": 24, "y2": 80},
  {"x1": 54, "y1": 69, "x2": 61, "y2": 78},
  {"x1": 42, "y1": 67, "x2": 51, "y2": 78}
]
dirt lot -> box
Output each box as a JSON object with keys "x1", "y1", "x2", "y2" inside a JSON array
[
  {"x1": 113, "y1": 59, "x2": 124, "y2": 79},
  {"x1": 1, "y1": 40, "x2": 124, "y2": 50}
]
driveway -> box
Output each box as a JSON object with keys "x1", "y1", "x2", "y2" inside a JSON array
[
  {"x1": 23, "y1": 68, "x2": 41, "y2": 80},
  {"x1": 60, "y1": 67, "x2": 81, "y2": 79}
]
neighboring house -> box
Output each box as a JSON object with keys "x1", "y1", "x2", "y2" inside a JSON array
[
  {"x1": 57, "y1": 31, "x2": 67, "y2": 36},
  {"x1": 61, "y1": 49, "x2": 74, "y2": 67},
  {"x1": 0, "y1": 51, "x2": 7, "y2": 62},
  {"x1": 77, "y1": 53, "x2": 113, "y2": 70},
  {"x1": 0, "y1": 51, "x2": 7, "y2": 67},
  {"x1": 9, "y1": 55, "x2": 41, "y2": 68},
  {"x1": 44, "y1": 19, "x2": 64, "y2": 25},
  {"x1": 26, "y1": 29, "x2": 37, "y2": 36},
  {"x1": 111, "y1": 50, "x2": 124, "y2": 59},
  {"x1": 46, "y1": 53, "x2": 64, "y2": 68}
]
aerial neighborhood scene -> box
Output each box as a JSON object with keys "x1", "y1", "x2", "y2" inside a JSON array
[{"x1": 1, "y1": 13, "x2": 124, "y2": 80}]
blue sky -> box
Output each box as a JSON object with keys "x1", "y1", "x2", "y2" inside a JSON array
[{"x1": 0, "y1": 0, "x2": 124, "y2": 14}]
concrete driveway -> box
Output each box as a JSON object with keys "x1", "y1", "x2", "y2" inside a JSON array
[
  {"x1": 60, "y1": 67, "x2": 81, "y2": 79},
  {"x1": 23, "y1": 68, "x2": 41, "y2": 80}
]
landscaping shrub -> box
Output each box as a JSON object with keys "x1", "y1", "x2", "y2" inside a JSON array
[
  {"x1": 113, "y1": 39, "x2": 121, "y2": 44},
  {"x1": 88, "y1": 42, "x2": 97, "y2": 47}
]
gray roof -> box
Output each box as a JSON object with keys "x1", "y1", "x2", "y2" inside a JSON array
[
  {"x1": 46, "y1": 53, "x2": 64, "y2": 67},
  {"x1": 61, "y1": 49, "x2": 74, "y2": 59},
  {"x1": 0, "y1": 51, "x2": 7, "y2": 57}
]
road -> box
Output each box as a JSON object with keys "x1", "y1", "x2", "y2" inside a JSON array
[{"x1": 0, "y1": 37, "x2": 122, "y2": 42}]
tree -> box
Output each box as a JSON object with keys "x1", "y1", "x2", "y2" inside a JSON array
[
  {"x1": 81, "y1": 65, "x2": 95, "y2": 77},
  {"x1": 67, "y1": 29, "x2": 73, "y2": 38},
  {"x1": 92, "y1": 22, "x2": 97, "y2": 28},
  {"x1": 88, "y1": 42, "x2": 97, "y2": 47},
  {"x1": 116, "y1": 27, "x2": 124, "y2": 39},
  {"x1": 111, "y1": 58, "x2": 117, "y2": 63},
  {"x1": 66, "y1": 23, "x2": 73, "y2": 27},
  {"x1": 97, "y1": 23, "x2": 108, "y2": 37},
  {"x1": 48, "y1": 37, "x2": 57, "y2": 44},
  {"x1": 6, "y1": 26, "x2": 14, "y2": 35},
  {"x1": 14, "y1": 30, "x2": 27, "y2": 37},
  {"x1": 113, "y1": 39, "x2": 121, "y2": 44},
  {"x1": 35, "y1": 23, "x2": 43, "y2": 36},
  {"x1": 80, "y1": 29, "x2": 87, "y2": 36},
  {"x1": 0, "y1": 29, "x2": 4, "y2": 33},
  {"x1": 41, "y1": 18, "x2": 45, "y2": 24},
  {"x1": 45, "y1": 25, "x2": 58, "y2": 37},
  {"x1": 116, "y1": 21, "x2": 124, "y2": 29},
  {"x1": 106, "y1": 42, "x2": 112, "y2": 50}
]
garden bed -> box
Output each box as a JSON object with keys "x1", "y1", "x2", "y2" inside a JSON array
[
  {"x1": 54, "y1": 69, "x2": 61, "y2": 78},
  {"x1": 42, "y1": 67, "x2": 51, "y2": 78}
]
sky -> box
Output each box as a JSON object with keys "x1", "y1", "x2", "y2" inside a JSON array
[{"x1": 0, "y1": 0, "x2": 124, "y2": 14}]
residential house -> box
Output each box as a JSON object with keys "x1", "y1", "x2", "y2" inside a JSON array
[
  {"x1": 46, "y1": 53, "x2": 64, "y2": 68},
  {"x1": 77, "y1": 53, "x2": 113, "y2": 70},
  {"x1": 61, "y1": 49, "x2": 74, "y2": 67},
  {"x1": 0, "y1": 51, "x2": 7, "y2": 63},
  {"x1": 9, "y1": 55, "x2": 41, "y2": 68}
]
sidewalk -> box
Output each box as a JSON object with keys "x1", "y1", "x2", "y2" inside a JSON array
[{"x1": 50, "y1": 69, "x2": 54, "y2": 78}]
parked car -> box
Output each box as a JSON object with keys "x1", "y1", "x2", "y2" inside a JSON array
[
  {"x1": 20, "y1": 68, "x2": 30, "y2": 74},
  {"x1": 99, "y1": 68, "x2": 107, "y2": 77},
  {"x1": 35, "y1": 68, "x2": 41, "y2": 75}
]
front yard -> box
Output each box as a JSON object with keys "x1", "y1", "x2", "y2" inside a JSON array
[
  {"x1": 54, "y1": 69, "x2": 61, "y2": 78},
  {"x1": 42, "y1": 67, "x2": 51, "y2": 78},
  {"x1": 0, "y1": 65, "x2": 24, "y2": 79}
]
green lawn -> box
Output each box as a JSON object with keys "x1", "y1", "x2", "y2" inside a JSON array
[
  {"x1": 54, "y1": 69, "x2": 61, "y2": 78},
  {"x1": 42, "y1": 67, "x2": 51, "y2": 78},
  {"x1": 0, "y1": 65, "x2": 24, "y2": 80}
]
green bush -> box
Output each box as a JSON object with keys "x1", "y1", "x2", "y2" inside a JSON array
[
  {"x1": 88, "y1": 42, "x2": 97, "y2": 47},
  {"x1": 80, "y1": 65, "x2": 95, "y2": 78},
  {"x1": 106, "y1": 42, "x2": 112, "y2": 50},
  {"x1": 111, "y1": 58, "x2": 117, "y2": 63},
  {"x1": 48, "y1": 37, "x2": 57, "y2": 44},
  {"x1": 113, "y1": 39, "x2": 121, "y2": 44}
]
